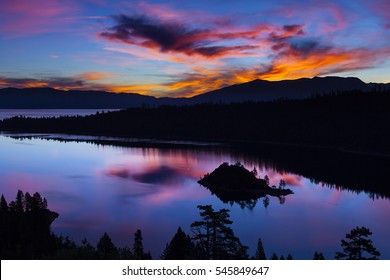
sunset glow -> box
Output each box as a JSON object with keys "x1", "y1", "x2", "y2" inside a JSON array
[{"x1": 1, "y1": 0, "x2": 389, "y2": 97}]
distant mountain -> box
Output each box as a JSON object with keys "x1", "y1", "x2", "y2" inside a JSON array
[
  {"x1": 0, "y1": 76, "x2": 389, "y2": 108},
  {"x1": 190, "y1": 76, "x2": 388, "y2": 103},
  {"x1": 0, "y1": 87, "x2": 160, "y2": 109}
]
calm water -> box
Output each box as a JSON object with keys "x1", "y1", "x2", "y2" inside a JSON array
[
  {"x1": 0, "y1": 109, "x2": 119, "y2": 120},
  {"x1": 1, "y1": 134, "x2": 389, "y2": 259}
]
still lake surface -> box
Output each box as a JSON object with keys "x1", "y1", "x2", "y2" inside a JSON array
[{"x1": 1, "y1": 133, "x2": 389, "y2": 259}]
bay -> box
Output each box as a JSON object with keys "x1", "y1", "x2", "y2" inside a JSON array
[{"x1": 0, "y1": 134, "x2": 389, "y2": 259}]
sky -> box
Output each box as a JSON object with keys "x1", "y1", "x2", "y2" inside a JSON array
[{"x1": 0, "y1": 0, "x2": 389, "y2": 97}]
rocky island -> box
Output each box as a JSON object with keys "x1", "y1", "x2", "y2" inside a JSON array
[{"x1": 198, "y1": 162, "x2": 293, "y2": 203}]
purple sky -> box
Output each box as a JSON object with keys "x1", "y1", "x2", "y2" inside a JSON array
[{"x1": 1, "y1": 0, "x2": 389, "y2": 97}]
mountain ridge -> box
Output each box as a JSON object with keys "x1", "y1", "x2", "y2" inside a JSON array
[{"x1": 0, "y1": 76, "x2": 388, "y2": 109}]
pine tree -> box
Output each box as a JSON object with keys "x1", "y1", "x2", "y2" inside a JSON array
[
  {"x1": 97, "y1": 232, "x2": 117, "y2": 259},
  {"x1": 25, "y1": 192, "x2": 32, "y2": 212},
  {"x1": 335, "y1": 227, "x2": 381, "y2": 260},
  {"x1": 270, "y1": 252, "x2": 278, "y2": 260},
  {"x1": 15, "y1": 190, "x2": 25, "y2": 213},
  {"x1": 191, "y1": 205, "x2": 248, "y2": 259},
  {"x1": 255, "y1": 238, "x2": 266, "y2": 260},
  {"x1": 279, "y1": 179, "x2": 286, "y2": 189},
  {"x1": 264, "y1": 175, "x2": 270, "y2": 186},
  {"x1": 133, "y1": 229, "x2": 151, "y2": 259},
  {"x1": 0, "y1": 195, "x2": 8, "y2": 212},
  {"x1": 161, "y1": 227, "x2": 195, "y2": 260},
  {"x1": 313, "y1": 251, "x2": 325, "y2": 260}
]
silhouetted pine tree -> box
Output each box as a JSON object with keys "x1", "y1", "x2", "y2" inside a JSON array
[
  {"x1": 97, "y1": 232, "x2": 117, "y2": 259},
  {"x1": 161, "y1": 227, "x2": 196, "y2": 260},
  {"x1": 313, "y1": 251, "x2": 325, "y2": 260},
  {"x1": 133, "y1": 229, "x2": 152, "y2": 260},
  {"x1": 191, "y1": 205, "x2": 248, "y2": 260},
  {"x1": 335, "y1": 227, "x2": 381, "y2": 260},
  {"x1": 255, "y1": 238, "x2": 266, "y2": 260},
  {"x1": 0, "y1": 195, "x2": 8, "y2": 211}
]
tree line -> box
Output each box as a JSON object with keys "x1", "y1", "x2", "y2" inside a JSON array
[
  {"x1": 1, "y1": 89, "x2": 389, "y2": 155},
  {"x1": 1, "y1": 190, "x2": 382, "y2": 260}
]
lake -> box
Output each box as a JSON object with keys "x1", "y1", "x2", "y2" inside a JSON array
[
  {"x1": 0, "y1": 109, "x2": 119, "y2": 120},
  {"x1": 0, "y1": 133, "x2": 389, "y2": 259}
]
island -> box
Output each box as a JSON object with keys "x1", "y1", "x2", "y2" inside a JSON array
[{"x1": 198, "y1": 162, "x2": 293, "y2": 203}]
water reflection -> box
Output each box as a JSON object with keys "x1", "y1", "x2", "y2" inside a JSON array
[{"x1": 0, "y1": 135, "x2": 390, "y2": 259}]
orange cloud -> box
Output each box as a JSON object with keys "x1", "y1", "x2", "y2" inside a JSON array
[
  {"x1": 76, "y1": 72, "x2": 111, "y2": 81},
  {"x1": 107, "y1": 84, "x2": 167, "y2": 95},
  {"x1": 162, "y1": 46, "x2": 390, "y2": 97}
]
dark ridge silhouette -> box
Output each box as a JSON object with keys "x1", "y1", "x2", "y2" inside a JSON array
[
  {"x1": 198, "y1": 162, "x2": 293, "y2": 203},
  {"x1": 1, "y1": 89, "x2": 389, "y2": 155},
  {"x1": 191, "y1": 76, "x2": 379, "y2": 103},
  {"x1": 0, "y1": 87, "x2": 160, "y2": 109},
  {"x1": 1, "y1": 76, "x2": 389, "y2": 108}
]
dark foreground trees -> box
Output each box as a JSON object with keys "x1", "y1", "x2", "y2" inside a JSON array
[
  {"x1": 191, "y1": 205, "x2": 248, "y2": 259},
  {"x1": 0, "y1": 190, "x2": 58, "y2": 259},
  {"x1": 335, "y1": 226, "x2": 381, "y2": 260},
  {"x1": 160, "y1": 227, "x2": 196, "y2": 260},
  {"x1": 1, "y1": 191, "x2": 384, "y2": 260}
]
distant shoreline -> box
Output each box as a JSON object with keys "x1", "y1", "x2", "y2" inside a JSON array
[
  {"x1": 0, "y1": 109, "x2": 120, "y2": 120},
  {"x1": 2, "y1": 130, "x2": 389, "y2": 159},
  {"x1": 1, "y1": 91, "x2": 389, "y2": 157}
]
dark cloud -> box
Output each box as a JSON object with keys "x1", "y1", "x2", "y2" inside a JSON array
[
  {"x1": 283, "y1": 24, "x2": 305, "y2": 35},
  {"x1": 268, "y1": 24, "x2": 305, "y2": 42},
  {"x1": 290, "y1": 40, "x2": 331, "y2": 54},
  {"x1": 99, "y1": 14, "x2": 257, "y2": 58},
  {"x1": 0, "y1": 76, "x2": 84, "y2": 88},
  {"x1": 267, "y1": 24, "x2": 307, "y2": 55}
]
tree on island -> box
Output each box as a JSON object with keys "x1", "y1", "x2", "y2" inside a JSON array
[
  {"x1": 279, "y1": 179, "x2": 286, "y2": 189},
  {"x1": 264, "y1": 175, "x2": 270, "y2": 186},
  {"x1": 191, "y1": 205, "x2": 248, "y2": 259},
  {"x1": 335, "y1": 226, "x2": 381, "y2": 260}
]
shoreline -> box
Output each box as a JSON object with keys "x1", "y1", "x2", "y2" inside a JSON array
[{"x1": 2, "y1": 130, "x2": 389, "y2": 159}]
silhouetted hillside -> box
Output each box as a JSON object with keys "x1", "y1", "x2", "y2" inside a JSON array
[
  {"x1": 191, "y1": 76, "x2": 381, "y2": 103},
  {"x1": 0, "y1": 87, "x2": 160, "y2": 109},
  {"x1": 1, "y1": 76, "x2": 389, "y2": 108},
  {"x1": 1, "y1": 89, "x2": 389, "y2": 155}
]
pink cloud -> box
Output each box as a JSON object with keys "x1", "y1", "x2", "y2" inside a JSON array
[{"x1": 0, "y1": 0, "x2": 80, "y2": 37}]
